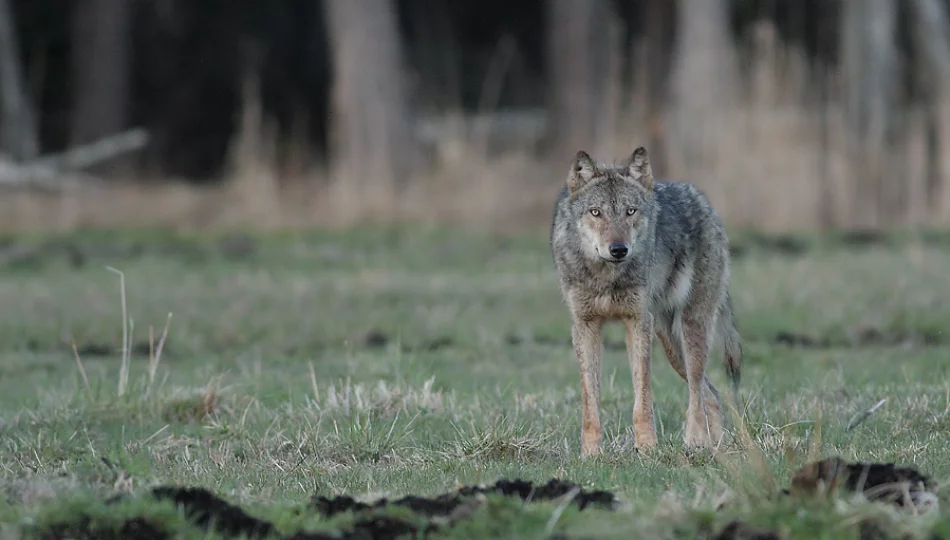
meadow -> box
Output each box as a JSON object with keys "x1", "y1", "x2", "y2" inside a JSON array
[{"x1": 1, "y1": 226, "x2": 950, "y2": 539}]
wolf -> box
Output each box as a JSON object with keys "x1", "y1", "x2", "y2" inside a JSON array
[{"x1": 550, "y1": 146, "x2": 742, "y2": 457}]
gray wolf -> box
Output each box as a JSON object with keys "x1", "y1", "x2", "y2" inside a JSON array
[{"x1": 549, "y1": 147, "x2": 742, "y2": 457}]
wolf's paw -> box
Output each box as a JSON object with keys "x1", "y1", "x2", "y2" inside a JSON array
[{"x1": 683, "y1": 414, "x2": 716, "y2": 448}]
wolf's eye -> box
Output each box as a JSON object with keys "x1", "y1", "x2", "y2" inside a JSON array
[
  {"x1": 626, "y1": 207, "x2": 637, "y2": 216},
  {"x1": 589, "y1": 208, "x2": 601, "y2": 217}
]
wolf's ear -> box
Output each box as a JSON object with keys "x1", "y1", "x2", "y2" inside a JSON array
[
  {"x1": 568, "y1": 150, "x2": 597, "y2": 193},
  {"x1": 625, "y1": 147, "x2": 653, "y2": 190}
]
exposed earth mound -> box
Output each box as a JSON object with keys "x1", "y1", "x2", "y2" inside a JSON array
[
  {"x1": 34, "y1": 459, "x2": 939, "y2": 540},
  {"x1": 37, "y1": 478, "x2": 617, "y2": 540},
  {"x1": 311, "y1": 478, "x2": 617, "y2": 518},
  {"x1": 787, "y1": 456, "x2": 938, "y2": 511}
]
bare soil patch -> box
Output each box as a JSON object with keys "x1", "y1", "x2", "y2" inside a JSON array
[
  {"x1": 38, "y1": 478, "x2": 615, "y2": 540},
  {"x1": 35, "y1": 459, "x2": 937, "y2": 540}
]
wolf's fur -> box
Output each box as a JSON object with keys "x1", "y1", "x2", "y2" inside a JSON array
[{"x1": 550, "y1": 147, "x2": 742, "y2": 457}]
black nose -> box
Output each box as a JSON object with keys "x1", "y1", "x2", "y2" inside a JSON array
[{"x1": 608, "y1": 242, "x2": 628, "y2": 259}]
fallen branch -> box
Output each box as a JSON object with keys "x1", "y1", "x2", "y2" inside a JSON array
[
  {"x1": 33, "y1": 128, "x2": 149, "y2": 171},
  {"x1": 0, "y1": 158, "x2": 100, "y2": 190},
  {"x1": 0, "y1": 128, "x2": 149, "y2": 189}
]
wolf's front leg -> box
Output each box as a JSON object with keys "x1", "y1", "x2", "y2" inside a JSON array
[
  {"x1": 572, "y1": 317, "x2": 604, "y2": 457},
  {"x1": 624, "y1": 313, "x2": 657, "y2": 449}
]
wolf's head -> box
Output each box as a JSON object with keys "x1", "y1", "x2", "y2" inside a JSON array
[{"x1": 563, "y1": 147, "x2": 656, "y2": 264}]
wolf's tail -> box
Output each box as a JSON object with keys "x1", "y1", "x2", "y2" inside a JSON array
[{"x1": 718, "y1": 293, "x2": 743, "y2": 399}]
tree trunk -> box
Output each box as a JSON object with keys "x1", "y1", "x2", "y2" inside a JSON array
[
  {"x1": 546, "y1": 0, "x2": 616, "y2": 159},
  {"x1": 669, "y1": 0, "x2": 737, "y2": 169},
  {"x1": 70, "y1": 0, "x2": 132, "y2": 146},
  {"x1": 840, "y1": 0, "x2": 899, "y2": 228},
  {"x1": 323, "y1": 0, "x2": 415, "y2": 193},
  {"x1": 0, "y1": 0, "x2": 38, "y2": 160},
  {"x1": 816, "y1": 0, "x2": 836, "y2": 229},
  {"x1": 909, "y1": 0, "x2": 950, "y2": 215},
  {"x1": 638, "y1": 0, "x2": 675, "y2": 178}
]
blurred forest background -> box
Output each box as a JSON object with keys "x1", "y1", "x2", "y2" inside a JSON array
[{"x1": 1, "y1": 0, "x2": 950, "y2": 233}]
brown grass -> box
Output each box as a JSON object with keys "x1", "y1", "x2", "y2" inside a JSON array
[{"x1": 3, "y1": 108, "x2": 948, "y2": 235}]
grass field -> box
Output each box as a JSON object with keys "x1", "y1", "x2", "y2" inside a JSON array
[{"x1": 2, "y1": 226, "x2": 950, "y2": 539}]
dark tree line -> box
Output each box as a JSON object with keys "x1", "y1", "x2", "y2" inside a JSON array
[{"x1": 2, "y1": 0, "x2": 948, "y2": 199}]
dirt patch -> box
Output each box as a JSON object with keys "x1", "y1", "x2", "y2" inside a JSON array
[
  {"x1": 711, "y1": 520, "x2": 781, "y2": 540},
  {"x1": 848, "y1": 325, "x2": 944, "y2": 347},
  {"x1": 507, "y1": 326, "x2": 945, "y2": 352},
  {"x1": 41, "y1": 515, "x2": 168, "y2": 540},
  {"x1": 835, "y1": 230, "x2": 891, "y2": 248},
  {"x1": 151, "y1": 486, "x2": 274, "y2": 538},
  {"x1": 772, "y1": 326, "x2": 945, "y2": 349},
  {"x1": 362, "y1": 330, "x2": 456, "y2": 353},
  {"x1": 0, "y1": 238, "x2": 88, "y2": 270},
  {"x1": 71, "y1": 340, "x2": 172, "y2": 358},
  {"x1": 36, "y1": 463, "x2": 940, "y2": 539},
  {"x1": 312, "y1": 478, "x2": 616, "y2": 518},
  {"x1": 0, "y1": 233, "x2": 258, "y2": 273},
  {"x1": 504, "y1": 333, "x2": 566, "y2": 348},
  {"x1": 216, "y1": 233, "x2": 258, "y2": 260},
  {"x1": 504, "y1": 333, "x2": 626, "y2": 352},
  {"x1": 726, "y1": 230, "x2": 932, "y2": 260},
  {"x1": 772, "y1": 331, "x2": 826, "y2": 348},
  {"x1": 414, "y1": 336, "x2": 455, "y2": 352},
  {"x1": 786, "y1": 456, "x2": 938, "y2": 511},
  {"x1": 21, "y1": 338, "x2": 175, "y2": 359},
  {"x1": 729, "y1": 234, "x2": 809, "y2": 259},
  {"x1": 363, "y1": 330, "x2": 391, "y2": 349},
  {"x1": 785, "y1": 457, "x2": 942, "y2": 539},
  {"x1": 283, "y1": 332, "x2": 458, "y2": 357},
  {"x1": 747, "y1": 234, "x2": 809, "y2": 256},
  {"x1": 36, "y1": 478, "x2": 615, "y2": 540}
]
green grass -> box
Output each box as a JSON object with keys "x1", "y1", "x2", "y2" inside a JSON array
[{"x1": 2, "y1": 227, "x2": 950, "y2": 538}]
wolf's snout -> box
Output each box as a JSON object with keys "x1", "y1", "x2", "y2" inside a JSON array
[{"x1": 608, "y1": 242, "x2": 629, "y2": 259}]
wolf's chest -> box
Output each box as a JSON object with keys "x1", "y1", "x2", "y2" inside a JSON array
[
  {"x1": 573, "y1": 285, "x2": 646, "y2": 320},
  {"x1": 593, "y1": 294, "x2": 639, "y2": 318}
]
